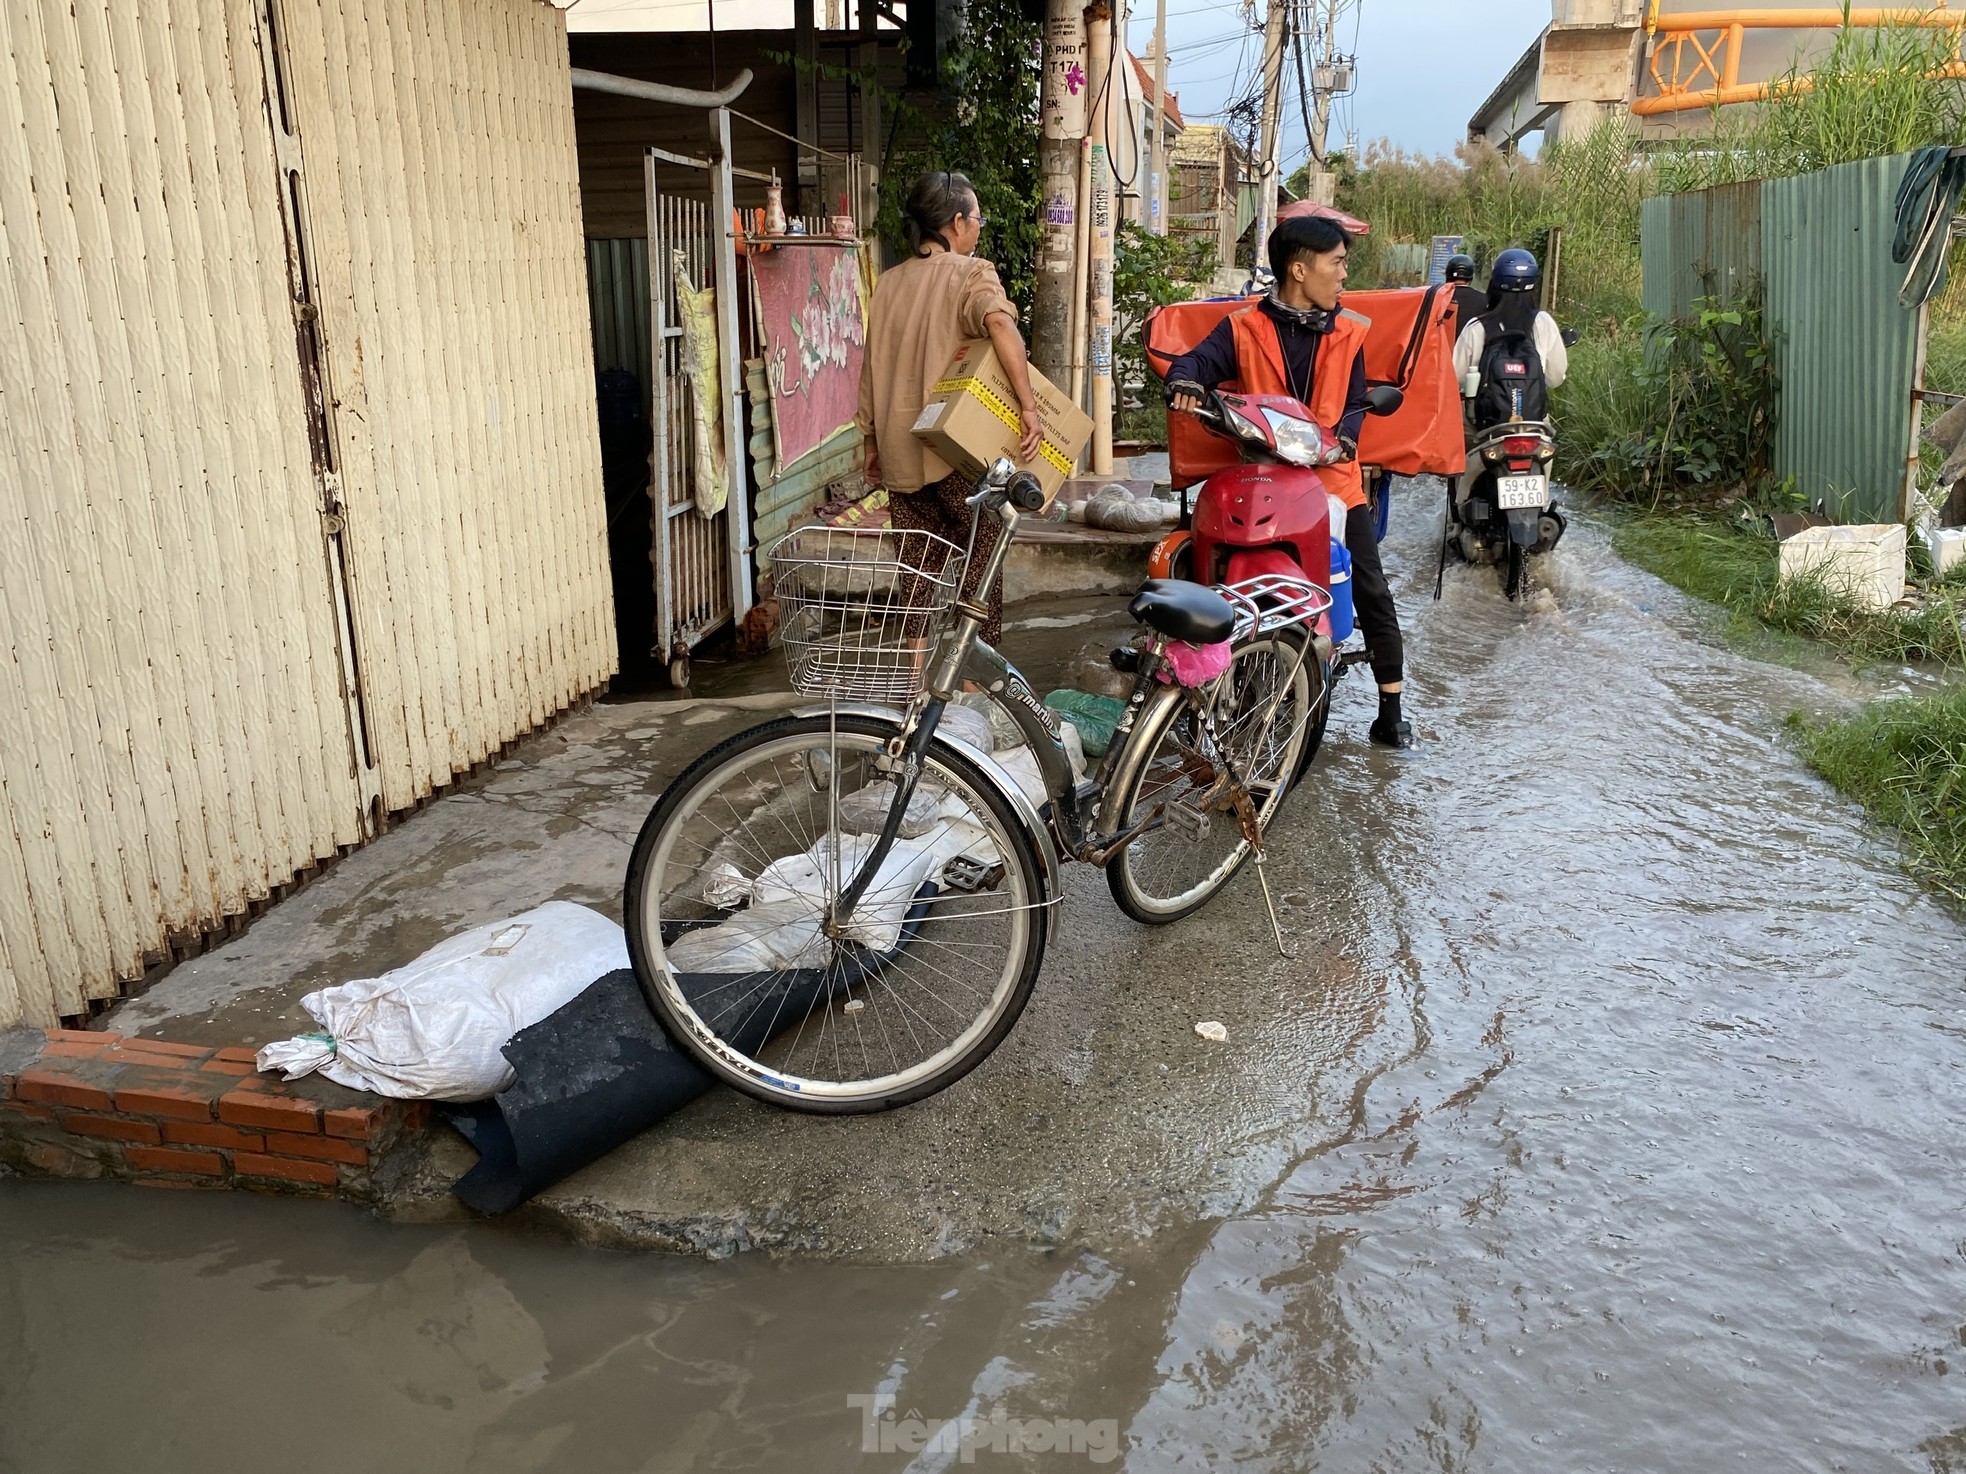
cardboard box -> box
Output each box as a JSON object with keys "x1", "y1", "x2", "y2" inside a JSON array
[{"x1": 910, "y1": 339, "x2": 1093, "y2": 504}]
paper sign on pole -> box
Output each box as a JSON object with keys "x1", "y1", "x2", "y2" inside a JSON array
[{"x1": 1042, "y1": 15, "x2": 1088, "y2": 140}]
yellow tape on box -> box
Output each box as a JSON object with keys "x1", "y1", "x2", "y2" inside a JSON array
[{"x1": 911, "y1": 339, "x2": 1093, "y2": 503}]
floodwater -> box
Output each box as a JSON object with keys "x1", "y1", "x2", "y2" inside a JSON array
[{"x1": 6, "y1": 491, "x2": 1966, "y2": 1473}]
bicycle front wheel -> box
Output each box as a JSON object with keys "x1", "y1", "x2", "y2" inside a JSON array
[
  {"x1": 1103, "y1": 635, "x2": 1313, "y2": 925},
  {"x1": 624, "y1": 712, "x2": 1051, "y2": 1113}
]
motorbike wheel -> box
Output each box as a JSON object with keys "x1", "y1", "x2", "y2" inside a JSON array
[{"x1": 1503, "y1": 541, "x2": 1526, "y2": 601}]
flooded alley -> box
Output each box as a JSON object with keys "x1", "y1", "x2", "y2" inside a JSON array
[{"x1": 5, "y1": 494, "x2": 1965, "y2": 1473}]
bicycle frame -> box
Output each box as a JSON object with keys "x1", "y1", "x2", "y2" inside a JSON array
[{"x1": 825, "y1": 473, "x2": 1323, "y2": 933}]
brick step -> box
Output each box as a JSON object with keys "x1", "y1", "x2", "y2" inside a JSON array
[{"x1": 0, "y1": 1028, "x2": 426, "y2": 1198}]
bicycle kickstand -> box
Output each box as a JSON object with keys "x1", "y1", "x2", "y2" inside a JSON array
[{"x1": 1252, "y1": 850, "x2": 1295, "y2": 960}]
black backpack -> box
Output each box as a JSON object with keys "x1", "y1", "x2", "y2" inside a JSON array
[{"x1": 1471, "y1": 315, "x2": 1547, "y2": 429}]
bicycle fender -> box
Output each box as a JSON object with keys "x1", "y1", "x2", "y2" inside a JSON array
[{"x1": 790, "y1": 702, "x2": 1063, "y2": 890}]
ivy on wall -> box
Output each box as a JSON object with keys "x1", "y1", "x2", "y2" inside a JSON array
[{"x1": 874, "y1": 0, "x2": 1043, "y2": 320}]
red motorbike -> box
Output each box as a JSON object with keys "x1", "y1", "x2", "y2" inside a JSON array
[{"x1": 1148, "y1": 383, "x2": 1403, "y2": 777}]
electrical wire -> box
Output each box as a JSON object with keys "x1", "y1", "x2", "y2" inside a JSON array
[
  {"x1": 1111, "y1": 16, "x2": 1139, "y2": 190},
  {"x1": 1293, "y1": 0, "x2": 1320, "y2": 168}
]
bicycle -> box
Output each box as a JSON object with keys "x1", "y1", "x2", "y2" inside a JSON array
[{"x1": 623, "y1": 458, "x2": 1333, "y2": 1113}]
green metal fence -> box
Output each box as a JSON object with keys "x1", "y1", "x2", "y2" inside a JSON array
[
  {"x1": 1640, "y1": 180, "x2": 1763, "y2": 324},
  {"x1": 1763, "y1": 154, "x2": 1922, "y2": 525},
  {"x1": 1641, "y1": 152, "x2": 1922, "y2": 524}
]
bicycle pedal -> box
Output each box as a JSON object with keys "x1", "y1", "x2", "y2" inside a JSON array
[
  {"x1": 1166, "y1": 800, "x2": 1209, "y2": 841},
  {"x1": 941, "y1": 854, "x2": 1006, "y2": 894},
  {"x1": 1109, "y1": 647, "x2": 1141, "y2": 674},
  {"x1": 1338, "y1": 648, "x2": 1375, "y2": 669}
]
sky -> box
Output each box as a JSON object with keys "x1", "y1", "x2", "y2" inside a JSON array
[
  {"x1": 565, "y1": 0, "x2": 1556, "y2": 159},
  {"x1": 1137, "y1": 0, "x2": 1553, "y2": 162}
]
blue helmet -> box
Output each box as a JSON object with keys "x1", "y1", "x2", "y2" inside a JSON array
[{"x1": 1488, "y1": 247, "x2": 1541, "y2": 294}]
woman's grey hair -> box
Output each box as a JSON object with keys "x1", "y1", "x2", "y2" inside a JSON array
[{"x1": 903, "y1": 170, "x2": 977, "y2": 257}]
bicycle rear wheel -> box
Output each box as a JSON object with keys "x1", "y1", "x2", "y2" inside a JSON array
[
  {"x1": 624, "y1": 712, "x2": 1050, "y2": 1112},
  {"x1": 1103, "y1": 635, "x2": 1313, "y2": 925}
]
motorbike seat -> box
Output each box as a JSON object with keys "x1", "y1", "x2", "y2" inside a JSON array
[{"x1": 1128, "y1": 578, "x2": 1236, "y2": 646}]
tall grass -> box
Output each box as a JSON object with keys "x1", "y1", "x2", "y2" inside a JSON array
[
  {"x1": 1614, "y1": 514, "x2": 1966, "y2": 666},
  {"x1": 1791, "y1": 687, "x2": 1966, "y2": 903},
  {"x1": 1333, "y1": 117, "x2": 1644, "y2": 324}
]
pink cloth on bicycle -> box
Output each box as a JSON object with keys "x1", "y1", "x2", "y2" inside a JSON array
[{"x1": 1157, "y1": 639, "x2": 1233, "y2": 686}]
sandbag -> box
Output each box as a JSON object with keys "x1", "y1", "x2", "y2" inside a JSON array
[{"x1": 255, "y1": 902, "x2": 629, "y2": 1101}]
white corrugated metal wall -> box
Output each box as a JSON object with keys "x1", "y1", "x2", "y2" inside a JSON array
[
  {"x1": 0, "y1": 0, "x2": 613, "y2": 1029},
  {"x1": 278, "y1": 0, "x2": 614, "y2": 812}
]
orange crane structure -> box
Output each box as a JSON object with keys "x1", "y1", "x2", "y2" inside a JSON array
[{"x1": 1635, "y1": 3, "x2": 1966, "y2": 116}]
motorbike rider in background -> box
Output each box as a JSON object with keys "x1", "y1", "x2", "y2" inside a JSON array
[
  {"x1": 1451, "y1": 248, "x2": 1569, "y2": 406},
  {"x1": 1444, "y1": 253, "x2": 1487, "y2": 339},
  {"x1": 1163, "y1": 215, "x2": 1415, "y2": 751}
]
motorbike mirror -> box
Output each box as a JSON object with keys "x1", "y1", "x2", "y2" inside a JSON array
[
  {"x1": 1363, "y1": 385, "x2": 1404, "y2": 417},
  {"x1": 1561, "y1": 327, "x2": 1581, "y2": 348}
]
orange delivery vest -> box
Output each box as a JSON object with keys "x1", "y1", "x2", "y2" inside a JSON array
[{"x1": 1226, "y1": 305, "x2": 1370, "y2": 511}]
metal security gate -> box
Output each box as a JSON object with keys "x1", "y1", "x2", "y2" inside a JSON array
[{"x1": 645, "y1": 120, "x2": 752, "y2": 687}]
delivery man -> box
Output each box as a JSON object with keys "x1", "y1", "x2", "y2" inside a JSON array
[{"x1": 1163, "y1": 215, "x2": 1414, "y2": 750}]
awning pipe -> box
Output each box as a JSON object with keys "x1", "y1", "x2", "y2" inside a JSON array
[{"x1": 569, "y1": 66, "x2": 753, "y2": 108}]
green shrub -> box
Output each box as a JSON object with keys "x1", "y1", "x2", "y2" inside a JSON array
[
  {"x1": 874, "y1": 0, "x2": 1042, "y2": 318},
  {"x1": 1113, "y1": 221, "x2": 1216, "y2": 446},
  {"x1": 1332, "y1": 116, "x2": 1644, "y2": 325},
  {"x1": 1556, "y1": 296, "x2": 1777, "y2": 505}
]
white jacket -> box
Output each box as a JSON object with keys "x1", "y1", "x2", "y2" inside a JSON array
[{"x1": 1452, "y1": 311, "x2": 1568, "y2": 391}]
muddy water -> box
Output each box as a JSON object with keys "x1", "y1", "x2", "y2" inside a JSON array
[{"x1": 7, "y1": 493, "x2": 1966, "y2": 1472}]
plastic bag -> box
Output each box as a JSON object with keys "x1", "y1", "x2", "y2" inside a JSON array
[
  {"x1": 1085, "y1": 486, "x2": 1165, "y2": 533},
  {"x1": 752, "y1": 830, "x2": 943, "y2": 953},
  {"x1": 1044, "y1": 689, "x2": 1127, "y2": 757},
  {"x1": 937, "y1": 702, "x2": 996, "y2": 752},
  {"x1": 1157, "y1": 640, "x2": 1233, "y2": 687},
  {"x1": 664, "y1": 899, "x2": 828, "y2": 975},
  {"x1": 839, "y1": 779, "x2": 944, "y2": 838},
  {"x1": 992, "y1": 747, "x2": 1051, "y2": 809},
  {"x1": 254, "y1": 902, "x2": 628, "y2": 1101},
  {"x1": 955, "y1": 692, "x2": 1025, "y2": 750}
]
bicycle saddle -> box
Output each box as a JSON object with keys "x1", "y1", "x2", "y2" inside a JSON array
[{"x1": 1128, "y1": 579, "x2": 1235, "y2": 646}]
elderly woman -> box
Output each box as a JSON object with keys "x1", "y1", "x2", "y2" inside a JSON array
[{"x1": 855, "y1": 170, "x2": 1044, "y2": 645}]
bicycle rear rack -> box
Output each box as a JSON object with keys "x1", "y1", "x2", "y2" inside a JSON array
[{"x1": 1217, "y1": 575, "x2": 1333, "y2": 642}]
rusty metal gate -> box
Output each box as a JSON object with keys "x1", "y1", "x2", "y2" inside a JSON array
[{"x1": 644, "y1": 117, "x2": 752, "y2": 687}]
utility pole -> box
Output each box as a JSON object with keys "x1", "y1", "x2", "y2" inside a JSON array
[
  {"x1": 1305, "y1": 0, "x2": 1344, "y2": 205},
  {"x1": 1034, "y1": 0, "x2": 1088, "y2": 386},
  {"x1": 1086, "y1": 0, "x2": 1115, "y2": 475},
  {"x1": 1251, "y1": 0, "x2": 1288, "y2": 284},
  {"x1": 1148, "y1": 0, "x2": 1169, "y2": 235}
]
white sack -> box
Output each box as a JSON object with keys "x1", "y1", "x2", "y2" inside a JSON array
[{"x1": 254, "y1": 902, "x2": 627, "y2": 1101}]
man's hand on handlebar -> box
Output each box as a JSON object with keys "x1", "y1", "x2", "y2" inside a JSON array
[{"x1": 1166, "y1": 378, "x2": 1207, "y2": 415}]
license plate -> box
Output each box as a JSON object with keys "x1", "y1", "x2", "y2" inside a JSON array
[{"x1": 1496, "y1": 474, "x2": 1547, "y2": 510}]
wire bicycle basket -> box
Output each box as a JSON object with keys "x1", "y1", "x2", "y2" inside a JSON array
[{"x1": 769, "y1": 524, "x2": 969, "y2": 702}]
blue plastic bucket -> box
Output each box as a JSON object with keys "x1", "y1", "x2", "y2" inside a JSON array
[{"x1": 1327, "y1": 541, "x2": 1355, "y2": 643}]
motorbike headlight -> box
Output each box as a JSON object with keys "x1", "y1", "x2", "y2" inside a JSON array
[
  {"x1": 1220, "y1": 400, "x2": 1267, "y2": 445},
  {"x1": 1261, "y1": 408, "x2": 1326, "y2": 468}
]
